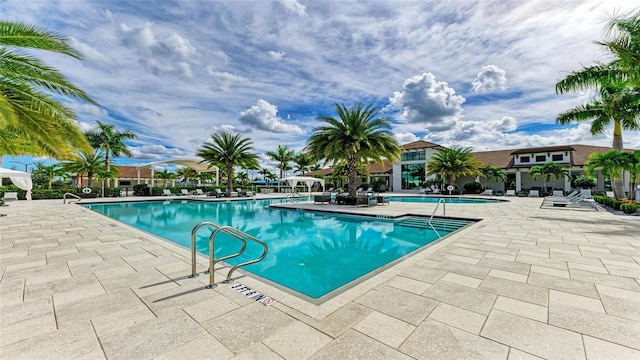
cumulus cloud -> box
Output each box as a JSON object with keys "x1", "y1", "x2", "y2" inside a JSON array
[
  {"x1": 68, "y1": 103, "x2": 108, "y2": 117},
  {"x1": 387, "y1": 73, "x2": 465, "y2": 131},
  {"x1": 238, "y1": 100, "x2": 305, "y2": 134},
  {"x1": 118, "y1": 22, "x2": 196, "y2": 77},
  {"x1": 70, "y1": 38, "x2": 114, "y2": 67},
  {"x1": 129, "y1": 144, "x2": 190, "y2": 160},
  {"x1": 394, "y1": 132, "x2": 419, "y2": 144},
  {"x1": 280, "y1": 0, "x2": 307, "y2": 16},
  {"x1": 268, "y1": 49, "x2": 286, "y2": 60},
  {"x1": 472, "y1": 64, "x2": 507, "y2": 93}
]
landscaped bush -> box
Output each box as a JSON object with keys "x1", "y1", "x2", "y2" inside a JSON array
[
  {"x1": 621, "y1": 203, "x2": 640, "y2": 214},
  {"x1": 572, "y1": 175, "x2": 596, "y2": 189},
  {"x1": 463, "y1": 181, "x2": 483, "y2": 194}
]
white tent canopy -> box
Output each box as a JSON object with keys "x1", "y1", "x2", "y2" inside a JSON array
[
  {"x1": 281, "y1": 176, "x2": 325, "y2": 197},
  {"x1": 0, "y1": 168, "x2": 32, "y2": 200}
]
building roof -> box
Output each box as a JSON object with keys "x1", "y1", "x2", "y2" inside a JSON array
[
  {"x1": 475, "y1": 144, "x2": 626, "y2": 168},
  {"x1": 402, "y1": 140, "x2": 443, "y2": 151},
  {"x1": 510, "y1": 145, "x2": 575, "y2": 155},
  {"x1": 117, "y1": 166, "x2": 152, "y2": 178}
]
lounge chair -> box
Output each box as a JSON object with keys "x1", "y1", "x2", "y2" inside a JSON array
[
  {"x1": 480, "y1": 189, "x2": 493, "y2": 196},
  {"x1": 212, "y1": 189, "x2": 225, "y2": 198},
  {"x1": 162, "y1": 189, "x2": 173, "y2": 196},
  {"x1": 605, "y1": 191, "x2": 615, "y2": 199},
  {"x1": 365, "y1": 187, "x2": 373, "y2": 194},
  {"x1": 418, "y1": 186, "x2": 426, "y2": 194},
  {"x1": 505, "y1": 190, "x2": 516, "y2": 196},
  {"x1": 1, "y1": 192, "x2": 18, "y2": 201},
  {"x1": 180, "y1": 189, "x2": 190, "y2": 196},
  {"x1": 356, "y1": 194, "x2": 377, "y2": 207},
  {"x1": 193, "y1": 189, "x2": 205, "y2": 197},
  {"x1": 580, "y1": 189, "x2": 592, "y2": 199},
  {"x1": 356, "y1": 187, "x2": 363, "y2": 194},
  {"x1": 314, "y1": 193, "x2": 332, "y2": 204},
  {"x1": 552, "y1": 190, "x2": 564, "y2": 197},
  {"x1": 529, "y1": 190, "x2": 539, "y2": 197},
  {"x1": 376, "y1": 195, "x2": 390, "y2": 205}
]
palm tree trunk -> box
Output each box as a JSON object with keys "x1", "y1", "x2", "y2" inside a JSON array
[
  {"x1": 348, "y1": 157, "x2": 358, "y2": 196},
  {"x1": 612, "y1": 120, "x2": 626, "y2": 199},
  {"x1": 227, "y1": 164, "x2": 233, "y2": 192},
  {"x1": 105, "y1": 152, "x2": 111, "y2": 188}
]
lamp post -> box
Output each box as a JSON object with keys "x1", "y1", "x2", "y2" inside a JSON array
[{"x1": 15, "y1": 162, "x2": 35, "y2": 172}]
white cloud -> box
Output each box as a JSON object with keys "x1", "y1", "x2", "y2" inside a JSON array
[
  {"x1": 206, "y1": 69, "x2": 246, "y2": 91},
  {"x1": 238, "y1": 100, "x2": 305, "y2": 135},
  {"x1": 394, "y1": 132, "x2": 419, "y2": 144},
  {"x1": 387, "y1": 73, "x2": 465, "y2": 131},
  {"x1": 129, "y1": 145, "x2": 189, "y2": 160},
  {"x1": 118, "y1": 22, "x2": 196, "y2": 77},
  {"x1": 268, "y1": 50, "x2": 286, "y2": 60},
  {"x1": 70, "y1": 38, "x2": 115, "y2": 67},
  {"x1": 472, "y1": 64, "x2": 507, "y2": 93},
  {"x1": 280, "y1": 0, "x2": 307, "y2": 16},
  {"x1": 67, "y1": 103, "x2": 109, "y2": 118}
]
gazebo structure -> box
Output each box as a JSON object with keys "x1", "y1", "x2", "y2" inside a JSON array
[{"x1": 136, "y1": 158, "x2": 219, "y2": 187}]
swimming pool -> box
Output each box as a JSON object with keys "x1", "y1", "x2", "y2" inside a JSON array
[{"x1": 83, "y1": 199, "x2": 472, "y2": 301}]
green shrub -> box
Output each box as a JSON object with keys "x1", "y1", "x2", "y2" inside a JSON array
[
  {"x1": 572, "y1": 175, "x2": 596, "y2": 189},
  {"x1": 621, "y1": 203, "x2": 639, "y2": 214},
  {"x1": 463, "y1": 181, "x2": 483, "y2": 194}
]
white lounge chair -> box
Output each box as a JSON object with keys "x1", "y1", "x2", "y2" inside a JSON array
[
  {"x1": 2, "y1": 192, "x2": 18, "y2": 201},
  {"x1": 505, "y1": 190, "x2": 516, "y2": 196},
  {"x1": 529, "y1": 190, "x2": 539, "y2": 197},
  {"x1": 480, "y1": 189, "x2": 493, "y2": 196},
  {"x1": 180, "y1": 189, "x2": 190, "y2": 196},
  {"x1": 552, "y1": 190, "x2": 564, "y2": 197},
  {"x1": 580, "y1": 189, "x2": 592, "y2": 199},
  {"x1": 213, "y1": 189, "x2": 225, "y2": 198},
  {"x1": 162, "y1": 189, "x2": 173, "y2": 196},
  {"x1": 605, "y1": 191, "x2": 615, "y2": 199},
  {"x1": 195, "y1": 189, "x2": 205, "y2": 197},
  {"x1": 418, "y1": 186, "x2": 426, "y2": 194}
]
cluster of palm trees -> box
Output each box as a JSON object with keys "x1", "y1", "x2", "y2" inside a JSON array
[
  {"x1": 555, "y1": 10, "x2": 640, "y2": 199},
  {"x1": 586, "y1": 150, "x2": 640, "y2": 200}
]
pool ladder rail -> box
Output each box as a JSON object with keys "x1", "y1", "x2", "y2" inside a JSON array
[
  {"x1": 190, "y1": 222, "x2": 268, "y2": 289},
  {"x1": 63, "y1": 192, "x2": 82, "y2": 204},
  {"x1": 428, "y1": 198, "x2": 446, "y2": 238}
]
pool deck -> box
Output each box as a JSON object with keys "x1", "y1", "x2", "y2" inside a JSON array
[{"x1": 1, "y1": 194, "x2": 639, "y2": 359}]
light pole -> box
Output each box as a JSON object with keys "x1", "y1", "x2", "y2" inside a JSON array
[{"x1": 15, "y1": 162, "x2": 35, "y2": 172}]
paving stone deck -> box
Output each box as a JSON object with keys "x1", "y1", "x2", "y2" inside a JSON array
[{"x1": 1, "y1": 195, "x2": 639, "y2": 359}]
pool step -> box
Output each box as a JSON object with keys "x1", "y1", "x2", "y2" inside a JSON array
[{"x1": 396, "y1": 217, "x2": 472, "y2": 232}]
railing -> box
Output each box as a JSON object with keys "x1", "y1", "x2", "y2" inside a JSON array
[
  {"x1": 428, "y1": 198, "x2": 446, "y2": 238},
  {"x1": 190, "y1": 222, "x2": 268, "y2": 289},
  {"x1": 63, "y1": 193, "x2": 82, "y2": 204}
]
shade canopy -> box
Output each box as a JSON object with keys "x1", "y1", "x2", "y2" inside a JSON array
[
  {"x1": 281, "y1": 176, "x2": 325, "y2": 197},
  {"x1": 0, "y1": 167, "x2": 32, "y2": 200}
]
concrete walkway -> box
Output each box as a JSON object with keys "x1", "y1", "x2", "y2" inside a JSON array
[{"x1": 1, "y1": 195, "x2": 639, "y2": 359}]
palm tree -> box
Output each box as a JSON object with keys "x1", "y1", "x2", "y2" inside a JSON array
[
  {"x1": 175, "y1": 167, "x2": 196, "y2": 184},
  {"x1": 306, "y1": 103, "x2": 402, "y2": 196},
  {"x1": 529, "y1": 162, "x2": 571, "y2": 193},
  {"x1": 293, "y1": 152, "x2": 313, "y2": 174},
  {"x1": 599, "y1": 11, "x2": 640, "y2": 85},
  {"x1": 196, "y1": 132, "x2": 259, "y2": 192},
  {"x1": 236, "y1": 171, "x2": 249, "y2": 185},
  {"x1": 266, "y1": 145, "x2": 295, "y2": 179},
  {"x1": 585, "y1": 151, "x2": 629, "y2": 199},
  {"x1": 95, "y1": 169, "x2": 116, "y2": 197},
  {"x1": 32, "y1": 163, "x2": 67, "y2": 189},
  {"x1": 0, "y1": 21, "x2": 95, "y2": 159},
  {"x1": 61, "y1": 150, "x2": 105, "y2": 187},
  {"x1": 85, "y1": 121, "x2": 136, "y2": 185},
  {"x1": 426, "y1": 147, "x2": 481, "y2": 190},
  {"x1": 479, "y1": 165, "x2": 507, "y2": 191},
  {"x1": 154, "y1": 169, "x2": 175, "y2": 187},
  {"x1": 621, "y1": 150, "x2": 640, "y2": 200}
]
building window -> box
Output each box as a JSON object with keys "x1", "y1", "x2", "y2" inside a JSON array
[
  {"x1": 535, "y1": 155, "x2": 546, "y2": 162},
  {"x1": 520, "y1": 156, "x2": 530, "y2": 163},
  {"x1": 552, "y1": 154, "x2": 563, "y2": 161},
  {"x1": 401, "y1": 163, "x2": 425, "y2": 189},
  {"x1": 120, "y1": 181, "x2": 131, "y2": 186},
  {"x1": 401, "y1": 151, "x2": 426, "y2": 161}
]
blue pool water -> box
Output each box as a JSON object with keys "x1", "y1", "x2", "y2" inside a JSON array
[{"x1": 83, "y1": 199, "x2": 467, "y2": 300}]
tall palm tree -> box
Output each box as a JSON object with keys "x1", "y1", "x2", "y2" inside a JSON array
[
  {"x1": 426, "y1": 147, "x2": 481, "y2": 190},
  {"x1": 61, "y1": 150, "x2": 105, "y2": 187},
  {"x1": 293, "y1": 152, "x2": 313, "y2": 174},
  {"x1": 32, "y1": 163, "x2": 67, "y2": 189},
  {"x1": 266, "y1": 145, "x2": 295, "y2": 179},
  {"x1": 585, "y1": 151, "x2": 630, "y2": 199},
  {"x1": 599, "y1": 11, "x2": 640, "y2": 85},
  {"x1": 0, "y1": 21, "x2": 95, "y2": 159},
  {"x1": 621, "y1": 150, "x2": 640, "y2": 200},
  {"x1": 95, "y1": 169, "x2": 116, "y2": 197},
  {"x1": 236, "y1": 171, "x2": 249, "y2": 185},
  {"x1": 196, "y1": 132, "x2": 259, "y2": 192},
  {"x1": 175, "y1": 167, "x2": 196, "y2": 184},
  {"x1": 529, "y1": 162, "x2": 571, "y2": 193},
  {"x1": 84, "y1": 121, "x2": 136, "y2": 179},
  {"x1": 306, "y1": 103, "x2": 402, "y2": 196}
]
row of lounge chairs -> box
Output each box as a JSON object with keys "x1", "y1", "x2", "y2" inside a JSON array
[
  {"x1": 313, "y1": 191, "x2": 389, "y2": 207},
  {"x1": 540, "y1": 190, "x2": 596, "y2": 210},
  {"x1": 161, "y1": 188, "x2": 254, "y2": 198}
]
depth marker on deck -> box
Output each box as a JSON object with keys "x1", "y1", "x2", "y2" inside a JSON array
[{"x1": 229, "y1": 283, "x2": 277, "y2": 306}]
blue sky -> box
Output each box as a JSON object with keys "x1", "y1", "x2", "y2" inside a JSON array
[{"x1": 3, "y1": 0, "x2": 639, "y2": 173}]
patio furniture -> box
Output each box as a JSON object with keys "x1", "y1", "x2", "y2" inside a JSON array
[
  {"x1": 314, "y1": 193, "x2": 332, "y2": 204},
  {"x1": 480, "y1": 189, "x2": 493, "y2": 196},
  {"x1": 376, "y1": 195, "x2": 390, "y2": 205},
  {"x1": 529, "y1": 190, "x2": 539, "y2": 197},
  {"x1": 1, "y1": 192, "x2": 18, "y2": 201},
  {"x1": 162, "y1": 189, "x2": 173, "y2": 196},
  {"x1": 505, "y1": 190, "x2": 516, "y2": 196}
]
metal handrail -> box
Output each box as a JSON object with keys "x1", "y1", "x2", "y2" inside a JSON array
[
  {"x1": 428, "y1": 198, "x2": 446, "y2": 238},
  {"x1": 189, "y1": 222, "x2": 268, "y2": 289},
  {"x1": 63, "y1": 193, "x2": 82, "y2": 204}
]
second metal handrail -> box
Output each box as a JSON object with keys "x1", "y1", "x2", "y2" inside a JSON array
[
  {"x1": 63, "y1": 193, "x2": 82, "y2": 204},
  {"x1": 190, "y1": 222, "x2": 268, "y2": 288},
  {"x1": 428, "y1": 198, "x2": 446, "y2": 238}
]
